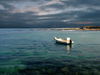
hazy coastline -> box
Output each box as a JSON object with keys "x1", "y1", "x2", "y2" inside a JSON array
[{"x1": 45, "y1": 26, "x2": 100, "y2": 31}]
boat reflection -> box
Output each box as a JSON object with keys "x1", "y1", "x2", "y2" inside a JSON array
[
  {"x1": 66, "y1": 44, "x2": 74, "y2": 50},
  {"x1": 54, "y1": 43, "x2": 74, "y2": 53},
  {"x1": 66, "y1": 44, "x2": 74, "y2": 53}
]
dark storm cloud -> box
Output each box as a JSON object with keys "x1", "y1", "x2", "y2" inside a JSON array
[
  {"x1": 79, "y1": 10, "x2": 100, "y2": 22},
  {"x1": 0, "y1": 3, "x2": 15, "y2": 10},
  {"x1": 0, "y1": 0, "x2": 41, "y2": 2},
  {"x1": 0, "y1": 0, "x2": 100, "y2": 28},
  {"x1": 61, "y1": 0, "x2": 100, "y2": 7},
  {"x1": 0, "y1": 10, "x2": 40, "y2": 27}
]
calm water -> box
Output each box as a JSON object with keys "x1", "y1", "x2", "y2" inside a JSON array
[{"x1": 0, "y1": 28, "x2": 100, "y2": 75}]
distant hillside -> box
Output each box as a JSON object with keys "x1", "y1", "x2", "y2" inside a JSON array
[
  {"x1": 80, "y1": 26, "x2": 100, "y2": 30},
  {"x1": 57, "y1": 26, "x2": 100, "y2": 31}
]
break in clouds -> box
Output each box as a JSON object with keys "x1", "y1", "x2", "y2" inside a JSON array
[{"x1": 0, "y1": 0, "x2": 100, "y2": 28}]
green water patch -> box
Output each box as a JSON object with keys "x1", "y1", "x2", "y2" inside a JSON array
[{"x1": 17, "y1": 59, "x2": 100, "y2": 75}]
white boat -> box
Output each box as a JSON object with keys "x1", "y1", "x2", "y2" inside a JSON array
[{"x1": 54, "y1": 37, "x2": 74, "y2": 45}]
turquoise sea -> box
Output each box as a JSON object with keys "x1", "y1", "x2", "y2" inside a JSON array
[{"x1": 0, "y1": 28, "x2": 100, "y2": 75}]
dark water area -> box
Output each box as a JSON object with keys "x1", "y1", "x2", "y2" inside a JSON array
[{"x1": 0, "y1": 28, "x2": 100, "y2": 75}]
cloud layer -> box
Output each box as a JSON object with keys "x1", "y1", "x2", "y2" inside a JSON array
[{"x1": 0, "y1": 0, "x2": 100, "y2": 28}]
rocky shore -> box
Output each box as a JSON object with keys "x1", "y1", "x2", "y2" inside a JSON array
[{"x1": 60, "y1": 26, "x2": 100, "y2": 31}]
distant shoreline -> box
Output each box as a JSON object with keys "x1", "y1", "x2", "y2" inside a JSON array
[
  {"x1": 50, "y1": 26, "x2": 100, "y2": 31},
  {"x1": 0, "y1": 26, "x2": 100, "y2": 31},
  {"x1": 59, "y1": 28, "x2": 100, "y2": 31}
]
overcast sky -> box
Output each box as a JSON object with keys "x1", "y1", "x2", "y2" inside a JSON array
[{"x1": 0, "y1": 0, "x2": 100, "y2": 28}]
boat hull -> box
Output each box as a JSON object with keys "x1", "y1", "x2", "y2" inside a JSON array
[
  {"x1": 55, "y1": 40, "x2": 71, "y2": 45},
  {"x1": 54, "y1": 37, "x2": 74, "y2": 45}
]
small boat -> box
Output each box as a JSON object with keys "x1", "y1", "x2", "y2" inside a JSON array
[{"x1": 54, "y1": 37, "x2": 74, "y2": 45}]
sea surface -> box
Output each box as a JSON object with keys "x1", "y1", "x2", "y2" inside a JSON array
[{"x1": 0, "y1": 28, "x2": 100, "y2": 75}]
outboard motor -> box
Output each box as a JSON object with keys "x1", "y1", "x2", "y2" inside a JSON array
[{"x1": 70, "y1": 40, "x2": 72, "y2": 44}]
